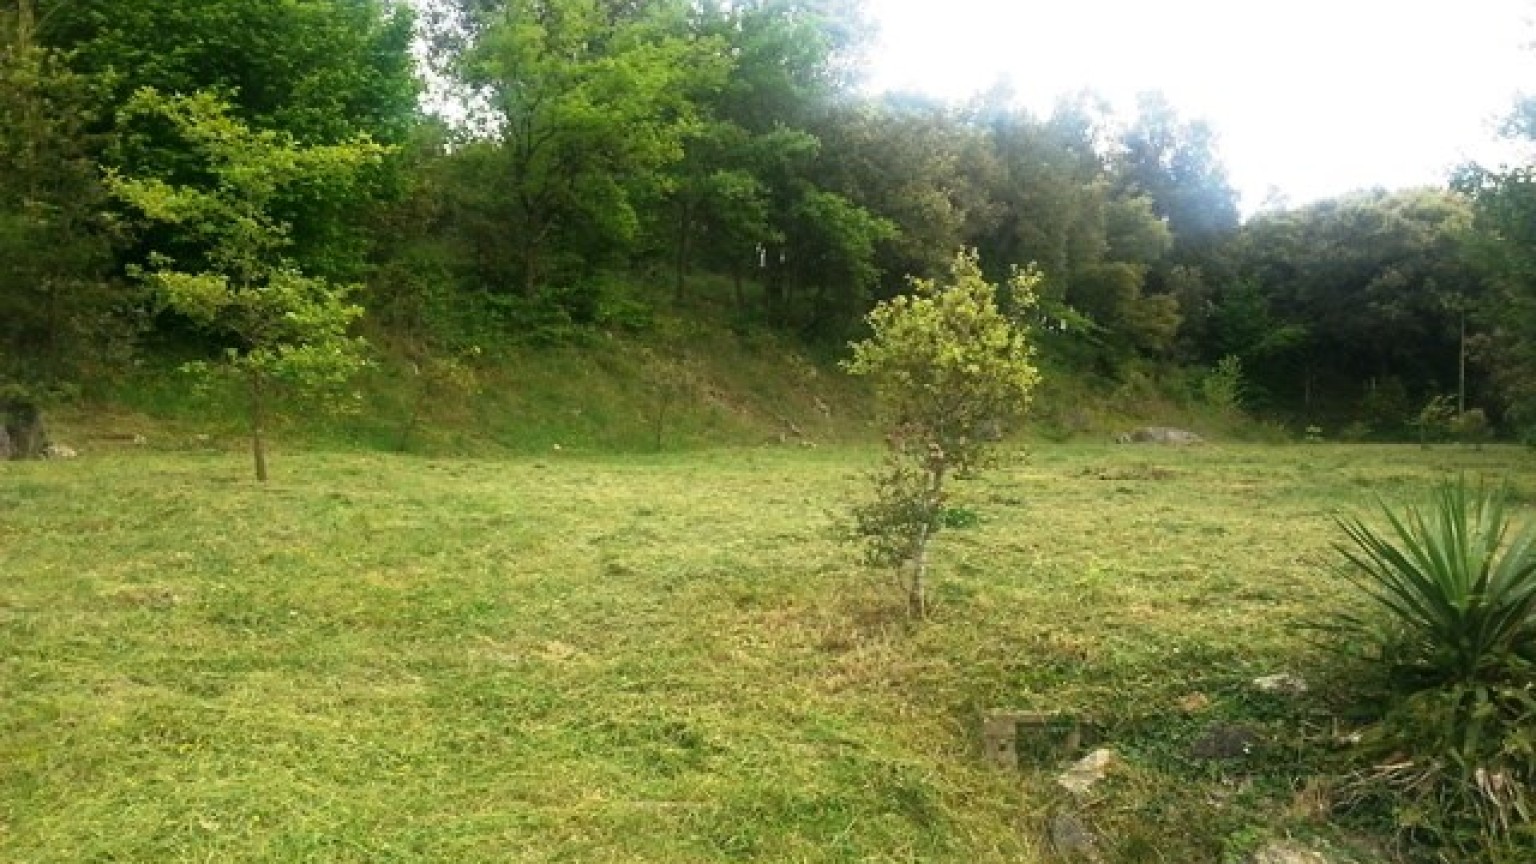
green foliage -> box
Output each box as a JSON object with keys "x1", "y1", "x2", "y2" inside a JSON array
[
  {"x1": 1413, "y1": 394, "x2": 1457, "y2": 445},
  {"x1": 1332, "y1": 479, "x2": 1536, "y2": 859},
  {"x1": 1348, "y1": 682, "x2": 1536, "y2": 862},
  {"x1": 40, "y1": 0, "x2": 419, "y2": 145},
  {"x1": 845, "y1": 249, "x2": 1040, "y2": 617},
  {"x1": 105, "y1": 89, "x2": 384, "y2": 479},
  {"x1": 1452, "y1": 409, "x2": 1492, "y2": 449},
  {"x1": 0, "y1": 6, "x2": 125, "y2": 391},
  {"x1": 1359, "y1": 377, "x2": 1410, "y2": 435},
  {"x1": 1200, "y1": 355, "x2": 1244, "y2": 414},
  {"x1": 1334, "y1": 478, "x2": 1536, "y2": 685},
  {"x1": 1235, "y1": 189, "x2": 1478, "y2": 415},
  {"x1": 457, "y1": 0, "x2": 727, "y2": 309}
]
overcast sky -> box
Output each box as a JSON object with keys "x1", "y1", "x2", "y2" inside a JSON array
[{"x1": 862, "y1": 0, "x2": 1536, "y2": 212}]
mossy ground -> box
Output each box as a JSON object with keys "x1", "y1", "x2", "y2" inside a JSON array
[{"x1": 2, "y1": 438, "x2": 1530, "y2": 862}]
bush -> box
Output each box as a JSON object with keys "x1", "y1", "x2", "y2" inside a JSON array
[
  {"x1": 1332, "y1": 478, "x2": 1536, "y2": 860},
  {"x1": 844, "y1": 250, "x2": 1040, "y2": 619},
  {"x1": 1336, "y1": 479, "x2": 1536, "y2": 683}
]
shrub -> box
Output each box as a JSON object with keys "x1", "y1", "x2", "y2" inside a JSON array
[
  {"x1": 844, "y1": 249, "x2": 1040, "y2": 619},
  {"x1": 1336, "y1": 478, "x2": 1536, "y2": 683},
  {"x1": 1200, "y1": 354, "x2": 1244, "y2": 415},
  {"x1": 1333, "y1": 478, "x2": 1536, "y2": 859}
]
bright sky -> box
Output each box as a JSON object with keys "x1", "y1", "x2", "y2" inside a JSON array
[{"x1": 864, "y1": 0, "x2": 1536, "y2": 213}]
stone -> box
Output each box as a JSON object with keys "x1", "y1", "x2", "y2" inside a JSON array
[
  {"x1": 1116, "y1": 426, "x2": 1203, "y2": 445},
  {"x1": 1248, "y1": 840, "x2": 1332, "y2": 864},
  {"x1": 1048, "y1": 810, "x2": 1101, "y2": 862},
  {"x1": 1190, "y1": 724, "x2": 1259, "y2": 760},
  {"x1": 1056, "y1": 748, "x2": 1116, "y2": 797},
  {"x1": 1252, "y1": 673, "x2": 1308, "y2": 697},
  {"x1": 42, "y1": 444, "x2": 77, "y2": 460}
]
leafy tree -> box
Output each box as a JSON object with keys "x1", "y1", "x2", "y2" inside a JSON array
[
  {"x1": 38, "y1": 0, "x2": 417, "y2": 145},
  {"x1": 106, "y1": 90, "x2": 385, "y2": 481},
  {"x1": 845, "y1": 250, "x2": 1040, "y2": 619},
  {"x1": 38, "y1": 0, "x2": 417, "y2": 284},
  {"x1": 813, "y1": 93, "x2": 979, "y2": 295},
  {"x1": 458, "y1": 0, "x2": 726, "y2": 312},
  {"x1": 1456, "y1": 99, "x2": 1536, "y2": 429},
  {"x1": 0, "y1": 1, "x2": 123, "y2": 392},
  {"x1": 1115, "y1": 91, "x2": 1240, "y2": 247},
  {"x1": 1114, "y1": 92, "x2": 1241, "y2": 358},
  {"x1": 1235, "y1": 189, "x2": 1478, "y2": 418}
]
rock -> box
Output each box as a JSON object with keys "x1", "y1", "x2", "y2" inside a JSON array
[
  {"x1": 1248, "y1": 840, "x2": 1332, "y2": 864},
  {"x1": 1190, "y1": 724, "x2": 1259, "y2": 760},
  {"x1": 1253, "y1": 673, "x2": 1308, "y2": 697},
  {"x1": 42, "y1": 444, "x2": 78, "y2": 460},
  {"x1": 1049, "y1": 809, "x2": 1101, "y2": 861},
  {"x1": 1115, "y1": 426, "x2": 1204, "y2": 445},
  {"x1": 1056, "y1": 748, "x2": 1116, "y2": 797}
]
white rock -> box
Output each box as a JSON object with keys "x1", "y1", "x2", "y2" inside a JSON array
[
  {"x1": 1056, "y1": 748, "x2": 1116, "y2": 797},
  {"x1": 1252, "y1": 673, "x2": 1308, "y2": 696},
  {"x1": 42, "y1": 444, "x2": 78, "y2": 460}
]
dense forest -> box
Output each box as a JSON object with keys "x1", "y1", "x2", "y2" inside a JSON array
[{"x1": 4, "y1": 0, "x2": 1536, "y2": 439}]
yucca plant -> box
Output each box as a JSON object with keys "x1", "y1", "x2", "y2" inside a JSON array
[{"x1": 1335, "y1": 477, "x2": 1536, "y2": 684}]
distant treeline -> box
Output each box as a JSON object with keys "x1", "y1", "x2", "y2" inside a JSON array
[{"x1": 3, "y1": 0, "x2": 1535, "y2": 434}]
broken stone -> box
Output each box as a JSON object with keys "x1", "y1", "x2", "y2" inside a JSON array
[
  {"x1": 1252, "y1": 673, "x2": 1308, "y2": 696},
  {"x1": 1056, "y1": 748, "x2": 1115, "y2": 797}
]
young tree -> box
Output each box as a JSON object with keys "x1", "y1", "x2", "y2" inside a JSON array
[
  {"x1": 106, "y1": 89, "x2": 386, "y2": 481},
  {"x1": 844, "y1": 250, "x2": 1041, "y2": 619}
]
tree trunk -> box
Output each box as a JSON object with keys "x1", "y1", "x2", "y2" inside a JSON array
[
  {"x1": 250, "y1": 370, "x2": 269, "y2": 482},
  {"x1": 907, "y1": 464, "x2": 948, "y2": 621},
  {"x1": 909, "y1": 520, "x2": 930, "y2": 620}
]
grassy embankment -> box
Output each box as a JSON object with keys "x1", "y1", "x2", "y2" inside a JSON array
[{"x1": 3, "y1": 435, "x2": 1530, "y2": 862}]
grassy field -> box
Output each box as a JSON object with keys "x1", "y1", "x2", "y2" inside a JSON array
[{"x1": 2, "y1": 439, "x2": 1531, "y2": 862}]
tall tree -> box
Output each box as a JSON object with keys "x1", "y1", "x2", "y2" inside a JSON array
[
  {"x1": 457, "y1": 0, "x2": 725, "y2": 315},
  {"x1": 1235, "y1": 189, "x2": 1478, "y2": 419},
  {"x1": 40, "y1": 0, "x2": 418, "y2": 282},
  {"x1": 0, "y1": 0, "x2": 122, "y2": 392},
  {"x1": 1456, "y1": 97, "x2": 1536, "y2": 429}
]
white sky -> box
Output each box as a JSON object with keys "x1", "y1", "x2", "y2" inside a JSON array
[{"x1": 863, "y1": 0, "x2": 1536, "y2": 212}]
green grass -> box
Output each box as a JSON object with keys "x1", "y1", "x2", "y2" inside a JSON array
[{"x1": 2, "y1": 439, "x2": 1532, "y2": 862}]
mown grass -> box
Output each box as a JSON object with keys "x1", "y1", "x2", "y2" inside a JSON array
[{"x1": 2, "y1": 439, "x2": 1531, "y2": 862}]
